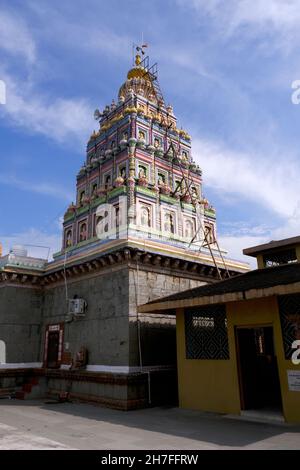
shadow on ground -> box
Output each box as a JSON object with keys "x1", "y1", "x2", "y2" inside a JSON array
[{"x1": 1, "y1": 398, "x2": 300, "y2": 448}]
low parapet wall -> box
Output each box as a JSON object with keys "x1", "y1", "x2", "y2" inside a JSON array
[{"x1": 0, "y1": 367, "x2": 178, "y2": 410}]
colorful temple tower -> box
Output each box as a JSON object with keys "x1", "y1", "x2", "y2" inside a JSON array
[
  {"x1": 57, "y1": 49, "x2": 218, "y2": 261},
  {"x1": 0, "y1": 50, "x2": 249, "y2": 408}
]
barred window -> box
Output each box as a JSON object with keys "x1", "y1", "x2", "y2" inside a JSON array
[
  {"x1": 278, "y1": 294, "x2": 300, "y2": 359},
  {"x1": 185, "y1": 305, "x2": 229, "y2": 359},
  {"x1": 193, "y1": 316, "x2": 214, "y2": 328},
  {"x1": 263, "y1": 248, "x2": 297, "y2": 267}
]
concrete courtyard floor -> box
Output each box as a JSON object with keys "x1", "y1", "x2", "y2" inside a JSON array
[{"x1": 0, "y1": 399, "x2": 299, "y2": 450}]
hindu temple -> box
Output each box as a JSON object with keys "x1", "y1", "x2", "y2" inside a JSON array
[{"x1": 0, "y1": 49, "x2": 249, "y2": 408}]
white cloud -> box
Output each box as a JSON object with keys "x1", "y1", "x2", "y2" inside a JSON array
[
  {"x1": 182, "y1": 0, "x2": 300, "y2": 31},
  {"x1": 220, "y1": 234, "x2": 265, "y2": 267},
  {"x1": 193, "y1": 138, "x2": 300, "y2": 218},
  {"x1": 0, "y1": 9, "x2": 36, "y2": 63},
  {"x1": 220, "y1": 206, "x2": 300, "y2": 266},
  {"x1": 179, "y1": 0, "x2": 300, "y2": 52},
  {"x1": 27, "y1": 1, "x2": 132, "y2": 60},
  {"x1": 192, "y1": 136, "x2": 300, "y2": 264},
  {"x1": 0, "y1": 6, "x2": 95, "y2": 147},
  {"x1": 0, "y1": 228, "x2": 61, "y2": 260},
  {"x1": 227, "y1": 0, "x2": 300, "y2": 33},
  {"x1": 0, "y1": 71, "x2": 94, "y2": 146},
  {"x1": 272, "y1": 202, "x2": 300, "y2": 239}
]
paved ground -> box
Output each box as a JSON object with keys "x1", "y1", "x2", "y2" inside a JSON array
[{"x1": 0, "y1": 399, "x2": 299, "y2": 449}]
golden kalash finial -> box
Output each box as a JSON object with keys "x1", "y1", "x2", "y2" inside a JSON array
[
  {"x1": 127, "y1": 43, "x2": 149, "y2": 79},
  {"x1": 135, "y1": 53, "x2": 142, "y2": 66}
]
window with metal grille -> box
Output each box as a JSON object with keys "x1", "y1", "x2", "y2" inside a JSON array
[
  {"x1": 185, "y1": 305, "x2": 229, "y2": 359},
  {"x1": 278, "y1": 294, "x2": 300, "y2": 359},
  {"x1": 263, "y1": 248, "x2": 297, "y2": 267}
]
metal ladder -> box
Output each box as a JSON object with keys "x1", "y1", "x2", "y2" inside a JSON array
[{"x1": 166, "y1": 137, "x2": 229, "y2": 280}]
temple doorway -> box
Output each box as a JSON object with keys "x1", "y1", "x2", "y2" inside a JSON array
[
  {"x1": 44, "y1": 324, "x2": 64, "y2": 368},
  {"x1": 235, "y1": 326, "x2": 283, "y2": 412},
  {"x1": 46, "y1": 331, "x2": 60, "y2": 368}
]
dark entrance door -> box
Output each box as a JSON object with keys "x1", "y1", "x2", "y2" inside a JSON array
[
  {"x1": 236, "y1": 326, "x2": 282, "y2": 410},
  {"x1": 47, "y1": 331, "x2": 60, "y2": 368}
]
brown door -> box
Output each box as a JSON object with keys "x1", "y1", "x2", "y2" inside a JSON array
[
  {"x1": 236, "y1": 326, "x2": 282, "y2": 410},
  {"x1": 47, "y1": 331, "x2": 60, "y2": 368}
]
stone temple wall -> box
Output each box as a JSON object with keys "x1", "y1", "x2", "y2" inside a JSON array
[
  {"x1": 41, "y1": 263, "x2": 206, "y2": 369},
  {"x1": 128, "y1": 267, "x2": 206, "y2": 367},
  {"x1": 42, "y1": 265, "x2": 130, "y2": 367},
  {"x1": 0, "y1": 286, "x2": 43, "y2": 363},
  {"x1": 0, "y1": 261, "x2": 208, "y2": 408}
]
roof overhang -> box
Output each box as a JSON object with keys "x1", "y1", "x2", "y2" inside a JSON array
[
  {"x1": 138, "y1": 280, "x2": 300, "y2": 314},
  {"x1": 243, "y1": 236, "x2": 300, "y2": 258}
]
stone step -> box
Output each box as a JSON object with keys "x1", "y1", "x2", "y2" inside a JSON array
[{"x1": 15, "y1": 377, "x2": 41, "y2": 399}]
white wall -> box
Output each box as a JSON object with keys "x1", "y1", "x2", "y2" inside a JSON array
[{"x1": 0, "y1": 340, "x2": 6, "y2": 364}]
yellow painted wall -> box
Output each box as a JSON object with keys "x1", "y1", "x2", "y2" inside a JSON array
[
  {"x1": 256, "y1": 254, "x2": 264, "y2": 269},
  {"x1": 270, "y1": 299, "x2": 300, "y2": 423},
  {"x1": 176, "y1": 307, "x2": 241, "y2": 415},
  {"x1": 176, "y1": 296, "x2": 300, "y2": 423},
  {"x1": 296, "y1": 245, "x2": 300, "y2": 262}
]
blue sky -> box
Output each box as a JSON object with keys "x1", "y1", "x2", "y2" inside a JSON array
[{"x1": 1, "y1": 0, "x2": 300, "y2": 264}]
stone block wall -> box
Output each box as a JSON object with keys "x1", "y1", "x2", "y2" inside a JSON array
[
  {"x1": 42, "y1": 265, "x2": 130, "y2": 367},
  {"x1": 128, "y1": 267, "x2": 206, "y2": 367},
  {"x1": 0, "y1": 286, "x2": 42, "y2": 363}
]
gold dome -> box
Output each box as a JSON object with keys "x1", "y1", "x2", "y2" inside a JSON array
[
  {"x1": 118, "y1": 52, "x2": 161, "y2": 104},
  {"x1": 126, "y1": 53, "x2": 151, "y2": 81},
  {"x1": 127, "y1": 67, "x2": 148, "y2": 80}
]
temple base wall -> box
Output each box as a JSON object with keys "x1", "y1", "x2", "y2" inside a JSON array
[
  {"x1": 0, "y1": 251, "x2": 213, "y2": 409},
  {"x1": 0, "y1": 368, "x2": 178, "y2": 410}
]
